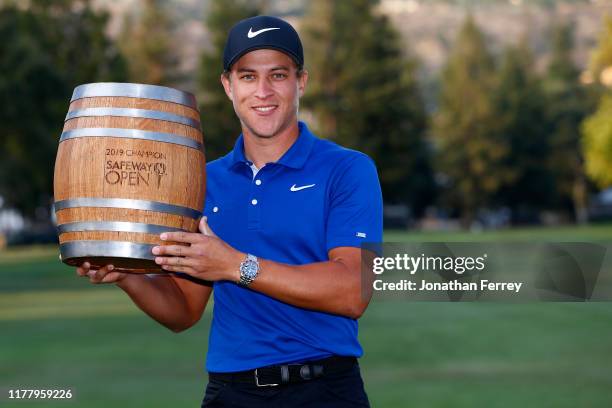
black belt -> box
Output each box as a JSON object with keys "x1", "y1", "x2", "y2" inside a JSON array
[{"x1": 208, "y1": 356, "x2": 357, "y2": 387}]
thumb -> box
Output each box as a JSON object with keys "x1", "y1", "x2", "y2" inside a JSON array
[{"x1": 199, "y1": 216, "x2": 217, "y2": 237}]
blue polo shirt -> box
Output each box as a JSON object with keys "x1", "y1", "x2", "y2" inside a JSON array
[{"x1": 203, "y1": 121, "x2": 382, "y2": 372}]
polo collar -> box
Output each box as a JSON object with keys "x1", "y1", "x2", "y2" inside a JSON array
[{"x1": 230, "y1": 121, "x2": 315, "y2": 170}]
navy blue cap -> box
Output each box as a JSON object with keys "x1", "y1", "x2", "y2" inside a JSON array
[{"x1": 223, "y1": 15, "x2": 304, "y2": 71}]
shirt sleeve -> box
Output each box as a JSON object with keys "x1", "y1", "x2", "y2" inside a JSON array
[{"x1": 325, "y1": 152, "x2": 383, "y2": 252}]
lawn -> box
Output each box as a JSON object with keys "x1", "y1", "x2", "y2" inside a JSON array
[{"x1": 1, "y1": 224, "x2": 612, "y2": 407}]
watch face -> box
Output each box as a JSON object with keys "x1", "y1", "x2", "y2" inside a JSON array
[{"x1": 244, "y1": 260, "x2": 258, "y2": 278}]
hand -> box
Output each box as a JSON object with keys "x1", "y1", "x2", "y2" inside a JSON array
[
  {"x1": 152, "y1": 217, "x2": 243, "y2": 282},
  {"x1": 76, "y1": 262, "x2": 128, "y2": 284}
]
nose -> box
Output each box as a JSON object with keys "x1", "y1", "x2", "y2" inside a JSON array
[{"x1": 254, "y1": 77, "x2": 273, "y2": 100}]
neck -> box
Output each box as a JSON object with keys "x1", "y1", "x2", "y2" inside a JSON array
[{"x1": 242, "y1": 121, "x2": 300, "y2": 169}]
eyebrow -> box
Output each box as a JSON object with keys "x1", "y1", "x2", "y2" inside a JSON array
[{"x1": 235, "y1": 66, "x2": 290, "y2": 74}]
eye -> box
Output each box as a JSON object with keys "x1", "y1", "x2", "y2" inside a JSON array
[
  {"x1": 240, "y1": 74, "x2": 255, "y2": 81},
  {"x1": 272, "y1": 73, "x2": 287, "y2": 80}
]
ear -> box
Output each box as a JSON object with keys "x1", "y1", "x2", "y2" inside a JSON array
[
  {"x1": 220, "y1": 73, "x2": 233, "y2": 101},
  {"x1": 297, "y1": 70, "x2": 308, "y2": 98}
]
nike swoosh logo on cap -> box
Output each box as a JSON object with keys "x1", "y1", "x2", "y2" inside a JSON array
[
  {"x1": 290, "y1": 184, "x2": 316, "y2": 192},
  {"x1": 247, "y1": 27, "x2": 281, "y2": 38}
]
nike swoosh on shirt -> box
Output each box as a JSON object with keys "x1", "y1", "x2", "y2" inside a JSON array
[
  {"x1": 247, "y1": 27, "x2": 280, "y2": 38},
  {"x1": 290, "y1": 184, "x2": 316, "y2": 192}
]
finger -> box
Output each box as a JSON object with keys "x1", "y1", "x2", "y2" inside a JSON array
[
  {"x1": 199, "y1": 216, "x2": 217, "y2": 237},
  {"x1": 160, "y1": 264, "x2": 196, "y2": 274},
  {"x1": 100, "y1": 271, "x2": 126, "y2": 283},
  {"x1": 155, "y1": 256, "x2": 196, "y2": 267},
  {"x1": 91, "y1": 265, "x2": 114, "y2": 283},
  {"x1": 160, "y1": 231, "x2": 203, "y2": 244},
  {"x1": 152, "y1": 244, "x2": 196, "y2": 257},
  {"x1": 76, "y1": 262, "x2": 91, "y2": 277}
]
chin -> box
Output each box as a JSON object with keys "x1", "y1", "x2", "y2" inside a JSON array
[
  {"x1": 255, "y1": 127, "x2": 280, "y2": 139},
  {"x1": 247, "y1": 118, "x2": 283, "y2": 139}
]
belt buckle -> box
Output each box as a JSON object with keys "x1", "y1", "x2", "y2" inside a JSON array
[{"x1": 254, "y1": 368, "x2": 279, "y2": 387}]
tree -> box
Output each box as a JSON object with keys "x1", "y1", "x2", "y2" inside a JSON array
[
  {"x1": 588, "y1": 15, "x2": 612, "y2": 87},
  {"x1": 301, "y1": 0, "x2": 433, "y2": 216},
  {"x1": 119, "y1": 0, "x2": 179, "y2": 86},
  {"x1": 542, "y1": 21, "x2": 597, "y2": 223},
  {"x1": 0, "y1": 0, "x2": 127, "y2": 219},
  {"x1": 434, "y1": 15, "x2": 510, "y2": 226},
  {"x1": 582, "y1": 94, "x2": 612, "y2": 188},
  {"x1": 582, "y1": 15, "x2": 612, "y2": 189},
  {"x1": 197, "y1": 0, "x2": 263, "y2": 161},
  {"x1": 492, "y1": 40, "x2": 553, "y2": 222}
]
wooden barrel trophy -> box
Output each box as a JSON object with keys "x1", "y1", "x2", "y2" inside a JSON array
[{"x1": 53, "y1": 83, "x2": 205, "y2": 273}]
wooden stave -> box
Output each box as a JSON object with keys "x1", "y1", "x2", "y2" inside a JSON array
[{"x1": 54, "y1": 85, "x2": 205, "y2": 273}]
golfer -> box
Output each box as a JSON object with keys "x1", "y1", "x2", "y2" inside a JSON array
[{"x1": 77, "y1": 15, "x2": 382, "y2": 407}]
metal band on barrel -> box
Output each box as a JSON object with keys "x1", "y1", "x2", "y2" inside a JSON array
[
  {"x1": 59, "y1": 128, "x2": 203, "y2": 150},
  {"x1": 71, "y1": 83, "x2": 197, "y2": 109},
  {"x1": 54, "y1": 198, "x2": 202, "y2": 220},
  {"x1": 65, "y1": 108, "x2": 201, "y2": 130},
  {"x1": 57, "y1": 221, "x2": 187, "y2": 235},
  {"x1": 60, "y1": 241, "x2": 156, "y2": 261}
]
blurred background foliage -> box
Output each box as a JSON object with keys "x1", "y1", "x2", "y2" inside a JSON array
[
  {"x1": 1, "y1": 0, "x2": 612, "y2": 234},
  {"x1": 2, "y1": 2, "x2": 612, "y2": 407},
  {"x1": 0, "y1": 0, "x2": 127, "y2": 220}
]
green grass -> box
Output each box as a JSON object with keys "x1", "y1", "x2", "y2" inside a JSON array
[
  {"x1": 2, "y1": 225, "x2": 612, "y2": 407},
  {"x1": 383, "y1": 222, "x2": 612, "y2": 242}
]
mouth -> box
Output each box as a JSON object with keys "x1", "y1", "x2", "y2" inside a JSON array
[{"x1": 251, "y1": 105, "x2": 278, "y2": 115}]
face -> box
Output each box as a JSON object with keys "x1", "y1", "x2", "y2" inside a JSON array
[{"x1": 221, "y1": 49, "x2": 308, "y2": 139}]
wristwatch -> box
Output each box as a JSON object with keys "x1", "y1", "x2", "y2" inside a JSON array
[{"x1": 238, "y1": 254, "x2": 259, "y2": 286}]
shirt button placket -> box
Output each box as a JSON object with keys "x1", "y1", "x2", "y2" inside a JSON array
[{"x1": 248, "y1": 176, "x2": 262, "y2": 230}]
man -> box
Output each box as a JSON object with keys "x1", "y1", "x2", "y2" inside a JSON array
[{"x1": 78, "y1": 15, "x2": 382, "y2": 407}]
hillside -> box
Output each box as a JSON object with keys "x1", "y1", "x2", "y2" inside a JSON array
[{"x1": 95, "y1": 0, "x2": 612, "y2": 90}]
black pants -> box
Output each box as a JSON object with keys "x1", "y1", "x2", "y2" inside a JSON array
[{"x1": 201, "y1": 363, "x2": 370, "y2": 407}]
